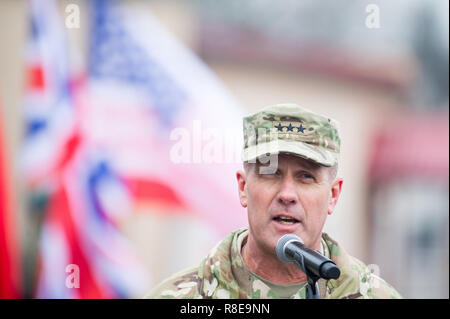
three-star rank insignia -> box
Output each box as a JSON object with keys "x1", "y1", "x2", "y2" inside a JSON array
[{"x1": 273, "y1": 120, "x2": 306, "y2": 134}]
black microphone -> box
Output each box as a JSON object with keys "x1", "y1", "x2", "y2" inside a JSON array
[{"x1": 276, "y1": 233, "x2": 340, "y2": 280}]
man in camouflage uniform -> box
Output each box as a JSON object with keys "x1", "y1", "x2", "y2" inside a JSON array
[{"x1": 147, "y1": 103, "x2": 402, "y2": 299}]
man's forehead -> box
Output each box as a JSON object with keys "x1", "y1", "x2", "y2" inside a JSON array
[{"x1": 252, "y1": 153, "x2": 322, "y2": 171}]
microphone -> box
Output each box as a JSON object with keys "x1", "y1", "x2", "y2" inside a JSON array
[{"x1": 276, "y1": 233, "x2": 340, "y2": 280}]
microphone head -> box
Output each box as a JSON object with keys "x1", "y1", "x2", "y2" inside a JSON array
[
  {"x1": 320, "y1": 261, "x2": 341, "y2": 280},
  {"x1": 276, "y1": 233, "x2": 304, "y2": 263}
]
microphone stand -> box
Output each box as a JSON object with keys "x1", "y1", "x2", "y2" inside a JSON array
[
  {"x1": 293, "y1": 253, "x2": 321, "y2": 299},
  {"x1": 305, "y1": 274, "x2": 320, "y2": 299}
]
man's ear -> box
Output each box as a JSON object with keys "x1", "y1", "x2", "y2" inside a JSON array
[
  {"x1": 328, "y1": 178, "x2": 343, "y2": 215},
  {"x1": 236, "y1": 170, "x2": 248, "y2": 208}
]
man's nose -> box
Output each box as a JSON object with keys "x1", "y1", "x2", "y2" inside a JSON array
[{"x1": 277, "y1": 176, "x2": 298, "y2": 205}]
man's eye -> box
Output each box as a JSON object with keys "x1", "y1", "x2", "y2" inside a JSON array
[{"x1": 300, "y1": 173, "x2": 314, "y2": 180}]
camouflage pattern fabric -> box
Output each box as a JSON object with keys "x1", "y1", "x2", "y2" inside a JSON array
[
  {"x1": 242, "y1": 103, "x2": 340, "y2": 167},
  {"x1": 146, "y1": 227, "x2": 402, "y2": 299}
]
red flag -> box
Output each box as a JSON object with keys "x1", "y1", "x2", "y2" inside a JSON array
[{"x1": 0, "y1": 104, "x2": 22, "y2": 298}]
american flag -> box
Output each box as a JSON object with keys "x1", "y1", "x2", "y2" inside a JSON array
[{"x1": 83, "y1": 0, "x2": 248, "y2": 242}]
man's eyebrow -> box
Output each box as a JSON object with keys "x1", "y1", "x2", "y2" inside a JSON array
[
  {"x1": 290, "y1": 159, "x2": 320, "y2": 170},
  {"x1": 292, "y1": 166, "x2": 319, "y2": 173}
]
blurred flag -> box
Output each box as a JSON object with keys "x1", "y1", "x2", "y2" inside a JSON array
[
  {"x1": 23, "y1": 0, "x2": 247, "y2": 298},
  {"x1": 84, "y1": 0, "x2": 247, "y2": 282},
  {"x1": 23, "y1": 0, "x2": 150, "y2": 298},
  {"x1": 86, "y1": 0, "x2": 247, "y2": 235},
  {"x1": 0, "y1": 104, "x2": 22, "y2": 298}
]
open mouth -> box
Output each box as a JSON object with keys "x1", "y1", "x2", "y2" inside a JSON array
[{"x1": 273, "y1": 215, "x2": 299, "y2": 225}]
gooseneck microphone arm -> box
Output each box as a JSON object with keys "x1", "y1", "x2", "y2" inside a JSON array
[{"x1": 276, "y1": 234, "x2": 341, "y2": 299}]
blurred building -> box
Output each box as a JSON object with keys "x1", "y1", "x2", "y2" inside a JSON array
[
  {"x1": 370, "y1": 113, "x2": 449, "y2": 298},
  {"x1": 147, "y1": 0, "x2": 450, "y2": 298}
]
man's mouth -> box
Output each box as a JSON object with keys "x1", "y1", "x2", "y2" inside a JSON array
[{"x1": 272, "y1": 215, "x2": 300, "y2": 225}]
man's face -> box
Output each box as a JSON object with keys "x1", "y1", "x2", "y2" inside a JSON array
[{"x1": 237, "y1": 154, "x2": 343, "y2": 255}]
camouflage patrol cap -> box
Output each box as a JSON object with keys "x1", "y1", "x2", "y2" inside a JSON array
[{"x1": 241, "y1": 103, "x2": 341, "y2": 166}]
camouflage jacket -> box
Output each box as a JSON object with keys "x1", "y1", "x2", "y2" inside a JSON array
[{"x1": 146, "y1": 227, "x2": 402, "y2": 299}]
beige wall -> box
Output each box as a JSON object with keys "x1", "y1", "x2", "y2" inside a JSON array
[
  {"x1": 0, "y1": 0, "x2": 26, "y2": 177},
  {"x1": 0, "y1": 0, "x2": 27, "y2": 268}
]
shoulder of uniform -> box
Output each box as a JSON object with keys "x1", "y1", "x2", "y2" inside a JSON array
[
  {"x1": 358, "y1": 267, "x2": 403, "y2": 299},
  {"x1": 329, "y1": 255, "x2": 402, "y2": 299},
  {"x1": 321, "y1": 233, "x2": 402, "y2": 299},
  {"x1": 144, "y1": 265, "x2": 202, "y2": 299}
]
